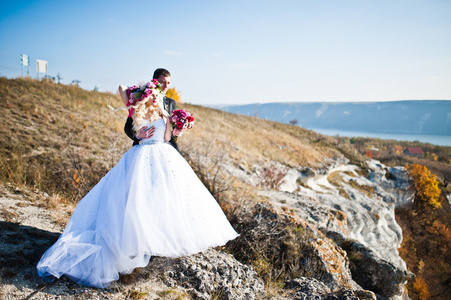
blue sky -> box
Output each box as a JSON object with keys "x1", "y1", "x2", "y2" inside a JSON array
[{"x1": 1, "y1": 0, "x2": 450, "y2": 105}]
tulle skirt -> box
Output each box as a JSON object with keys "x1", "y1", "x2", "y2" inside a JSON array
[{"x1": 37, "y1": 142, "x2": 239, "y2": 288}]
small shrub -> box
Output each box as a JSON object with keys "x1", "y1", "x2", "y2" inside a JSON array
[
  {"x1": 0, "y1": 208, "x2": 21, "y2": 223},
  {"x1": 165, "y1": 87, "x2": 181, "y2": 103},
  {"x1": 226, "y1": 203, "x2": 316, "y2": 285},
  {"x1": 127, "y1": 289, "x2": 148, "y2": 300},
  {"x1": 257, "y1": 163, "x2": 287, "y2": 190},
  {"x1": 181, "y1": 139, "x2": 235, "y2": 203}
]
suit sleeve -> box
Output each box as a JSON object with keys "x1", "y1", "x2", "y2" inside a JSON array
[
  {"x1": 171, "y1": 99, "x2": 177, "y2": 112},
  {"x1": 167, "y1": 98, "x2": 176, "y2": 114},
  {"x1": 167, "y1": 99, "x2": 179, "y2": 151},
  {"x1": 124, "y1": 117, "x2": 140, "y2": 144}
]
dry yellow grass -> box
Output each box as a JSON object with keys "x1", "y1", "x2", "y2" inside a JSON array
[
  {"x1": 177, "y1": 103, "x2": 340, "y2": 169},
  {"x1": 0, "y1": 77, "x2": 344, "y2": 204},
  {"x1": 0, "y1": 77, "x2": 129, "y2": 201}
]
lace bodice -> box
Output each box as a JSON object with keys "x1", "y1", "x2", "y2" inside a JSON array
[{"x1": 139, "y1": 118, "x2": 166, "y2": 145}]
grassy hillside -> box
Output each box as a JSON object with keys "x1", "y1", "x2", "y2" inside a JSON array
[
  {"x1": 0, "y1": 77, "x2": 130, "y2": 202},
  {"x1": 0, "y1": 77, "x2": 347, "y2": 203}
]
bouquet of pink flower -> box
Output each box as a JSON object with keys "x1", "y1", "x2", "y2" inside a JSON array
[{"x1": 170, "y1": 109, "x2": 194, "y2": 141}]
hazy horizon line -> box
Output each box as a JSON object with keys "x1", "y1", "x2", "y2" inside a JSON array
[{"x1": 208, "y1": 99, "x2": 451, "y2": 107}]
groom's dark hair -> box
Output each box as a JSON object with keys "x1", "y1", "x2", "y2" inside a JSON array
[{"x1": 153, "y1": 68, "x2": 171, "y2": 79}]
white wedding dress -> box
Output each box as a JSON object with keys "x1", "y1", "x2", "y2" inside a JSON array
[{"x1": 37, "y1": 118, "x2": 239, "y2": 288}]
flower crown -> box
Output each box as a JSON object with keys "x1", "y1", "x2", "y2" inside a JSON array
[
  {"x1": 126, "y1": 79, "x2": 162, "y2": 106},
  {"x1": 125, "y1": 79, "x2": 162, "y2": 117}
]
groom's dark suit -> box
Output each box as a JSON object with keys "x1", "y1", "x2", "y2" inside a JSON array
[{"x1": 124, "y1": 96, "x2": 179, "y2": 151}]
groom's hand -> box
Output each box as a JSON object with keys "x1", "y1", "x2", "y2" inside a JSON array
[{"x1": 136, "y1": 126, "x2": 155, "y2": 139}]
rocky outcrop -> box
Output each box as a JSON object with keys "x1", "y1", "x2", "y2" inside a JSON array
[
  {"x1": 366, "y1": 160, "x2": 414, "y2": 208},
  {"x1": 326, "y1": 231, "x2": 412, "y2": 299},
  {"x1": 341, "y1": 239, "x2": 411, "y2": 300},
  {"x1": 162, "y1": 249, "x2": 265, "y2": 300},
  {"x1": 227, "y1": 203, "x2": 362, "y2": 292},
  {"x1": 284, "y1": 277, "x2": 376, "y2": 300},
  {"x1": 257, "y1": 157, "x2": 413, "y2": 299},
  {"x1": 309, "y1": 238, "x2": 355, "y2": 291}
]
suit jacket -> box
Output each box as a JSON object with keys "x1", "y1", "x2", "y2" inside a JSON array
[{"x1": 124, "y1": 97, "x2": 179, "y2": 151}]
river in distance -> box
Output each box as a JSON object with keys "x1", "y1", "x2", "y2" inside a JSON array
[{"x1": 309, "y1": 128, "x2": 451, "y2": 147}]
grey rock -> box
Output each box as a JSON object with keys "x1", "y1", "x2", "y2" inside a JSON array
[
  {"x1": 284, "y1": 277, "x2": 376, "y2": 300},
  {"x1": 163, "y1": 249, "x2": 265, "y2": 300},
  {"x1": 338, "y1": 239, "x2": 412, "y2": 299}
]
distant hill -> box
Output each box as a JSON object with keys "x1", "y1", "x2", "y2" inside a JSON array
[{"x1": 218, "y1": 100, "x2": 451, "y2": 135}]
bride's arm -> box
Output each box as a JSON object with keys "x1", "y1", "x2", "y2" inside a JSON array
[
  {"x1": 164, "y1": 116, "x2": 172, "y2": 142},
  {"x1": 118, "y1": 85, "x2": 129, "y2": 106}
]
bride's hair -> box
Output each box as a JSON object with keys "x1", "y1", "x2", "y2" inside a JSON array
[{"x1": 131, "y1": 96, "x2": 165, "y2": 133}]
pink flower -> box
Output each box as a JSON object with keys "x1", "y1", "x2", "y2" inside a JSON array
[
  {"x1": 173, "y1": 109, "x2": 186, "y2": 118},
  {"x1": 143, "y1": 89, "x2": 152, "y2": 98},
  {"x1": 169, "y1": 109, "x2": 194, "y2": 141},
  {"x1": 126, "y1": 85, "x2": 138, "y2": 94},
  {"x1": 173, "y1": 128, "x2": 183, "y2": 137}
]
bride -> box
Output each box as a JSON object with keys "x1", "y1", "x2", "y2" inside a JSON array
[{"x1": 36, "y1": 80, "x2": 239, "y2": 288}]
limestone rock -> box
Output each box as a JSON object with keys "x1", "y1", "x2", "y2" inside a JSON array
[
  {"x1": 163, "y1": 248, "x2": 265, "y2": 300},
  {"x1": 366, "y1": 160, "x2": 414, "y2": 208},
  {"x1": 257, "y1": 157, "x2": 413, "y2": 298},
  {"x1": 309, "y1": 237, "x2": 357, "y2": 291},
  {"x1": 333, "y1": 235, "x2": 412, "y2": 300},
  {"x1": 284, "y1": 277, "x2": 376, "y2": 300}
]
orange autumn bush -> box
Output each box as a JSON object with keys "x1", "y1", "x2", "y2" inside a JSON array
[
  {"x1": 405, "y1": 164, "x2": 441, "y2": 209},
  {"x1": 413, "y1": 276, "x2": 430, "y2": 300}
]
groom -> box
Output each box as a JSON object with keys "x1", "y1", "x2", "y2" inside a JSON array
[{"x1": 124, "y1": 68, "x2": 179, "y2": 151}]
